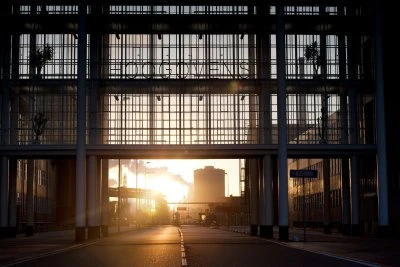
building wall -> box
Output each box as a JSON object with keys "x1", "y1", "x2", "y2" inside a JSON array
[
  {"x1": 287, "y1": 109, "x2": 378, "y2": 233},
  {"x1": 288, "y1": 158, "x2": 343, "y2": 229},
  {"x1": 16, "y1": 159, "x2": 58, "y2": 232},
  {"x1": 55, "y1": 159, "x2": 76, "y2": 227},
  {"x1": 193, "y1": 166, "x2": 226, "y2": 203}
]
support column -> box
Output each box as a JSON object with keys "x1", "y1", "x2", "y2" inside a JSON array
[
  {"x1": 249, "y1": 159, "x2": 259, "y2": 236},
  {"x1": 323, "y1": 159, "x2": 331, "y2": 234},
  {"x1": 277, "y1": 4, "x2": 289, "y2": 241},
  {"x1": 26, "y1": 160, "x2": 35, "y2": 236},
  {"x1": 257, "y1": 3, "x2": 273, "y2": 239},
  {"x1": 339, "y1": 91, "x2": 351, "y2": 235},
  {"x1": 246, "y1": 6, "x2": 258, "y2": 237},
  {"x1": 350, "y1": 157, "x2": 360, "y2": 235},
  {"x1": 101, "y1": 159, "x2": 109, "y2": 236},
  {"x1": 75, "y1": 1, "x2": 88, "y2": 242},
  {"x1": 0, "y1": 157, "x2": 8, "y2": 238},
  {"x1": 318, "y1": 9, "x2": 331, "y2": 234},
  {"x1": 338, "y1": 19, "x2": 351, "y2": 235},
  {"x1": 87, "y1": 13, "x2": 101, "y2": 239},
  {"x1": 0, "y1": 15, "x2": 11, "y2": 237},
  {"x1": 260, "y1": 155, "x2": 274, "y2": 238},
  {"x1": 8, "y1": 159, "x2": 17, "y2": 237},
  {"x1": 259, "y1": 81, "x2": 273, "y2": 238},
  {"x1": 347, "y1": 3, "x2": 361, "y2": 236},
  {"x1": 349, "y1": 88, "x2": 360, "y2": 236},
  {"x1": 373, "y1": 0, "x2": 389, "y2": 237},
  {"x1": 87, "y1": 156, "x2": 100, "y2": 239},
  {"x1": 7, "y1": 84, "x2": 20, "y2": 238},
  {"x1": 341, "y1": 159, "x2": 351, "y2": 235}
]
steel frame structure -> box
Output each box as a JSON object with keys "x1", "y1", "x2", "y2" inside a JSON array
[{"x1": 0, "y1": 0, "x2": 389, "y2": 241}]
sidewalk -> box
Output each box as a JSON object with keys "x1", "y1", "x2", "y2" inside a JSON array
[
  {"x1": 0, "y1": 225, "x2": 134, "y2": 267},
  {"x1": 223, "y1": 225, "x2": 400, "y2": 267}
]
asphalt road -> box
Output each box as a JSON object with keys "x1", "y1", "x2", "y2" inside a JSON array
[
  {"x1": 0, "y1": 225, "x2": 385, "y2": 267},
  {"x1": 181, "y1": 225, "x2": 374, "y2": 267}
]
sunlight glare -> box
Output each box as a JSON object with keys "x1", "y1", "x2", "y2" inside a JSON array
[
  {"x1": 109, "y1": 165, "x2": 188, "y2": 203},
  {"x1": 147, "y1": 175, "x2": 188, "y2": 203}
]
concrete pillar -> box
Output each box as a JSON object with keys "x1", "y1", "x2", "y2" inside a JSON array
[
  {"x1": 346, "y1": 4, "x2": 361, "y2": 237},
  {"x1": 349, "y1": 88, "x2": 360, "y2": 236},
  {"x1": 8, "y1": 159, "x2": 17, "y2": 237},
  {"x1": 276, "y1": 4, "x2": 289, "y2": 241},
  {"x1": 341, "y1": 159, "x2": 351, "y2": 235},
  {"x1": 260, "y1": 155, "x2": 273, "y2": 238},
  {"x1": 0, "y1": 157, "x2": 8, "y2": 238},
  {"x1": 317, "y1": 8, "x2": 332, "y2": 234},
  {"x1": 322, "y1": 159, "x2": 331, "y2": 234},
  {"x1": 101, "y1": 159, "x2": 109, "y2": 236},
  {"x1": 88, "y1": 156, "x2": 100, "y2": 239},
  {"x1": 8, "y1": 88, "x2": 19, "y2": 238},
  {"x1": 373, "y1": 0, "x2": 389, "y2": 237},
  {"x1": 26, "y1": 160, "x2": 35, "y2": 236},
  {"x1": 338, "y1": 24, "x2": 351, "y2": 235},
  {"x1": 259, "y1": 83, "x2": 273, "y2": 238},
  {"x1": 75, "y1": 2, "x2": 88, "y2": 242},
  {"x1": 256, "y1": 3, "x2": 273, "y2": 239},
  {"x1": 249, "y1": 159, "x2": 259, "y2": 236},
  {"x1": 0, "y1": 23, "x2": 11, "y2": 238}
]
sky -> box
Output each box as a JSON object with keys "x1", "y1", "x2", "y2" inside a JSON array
[
  {"x1": 148, "y1": 159, "x2": 240, "y2": 194},
  {"x1": 108, "y1": 159, "x2": 241, "y2": 203}
]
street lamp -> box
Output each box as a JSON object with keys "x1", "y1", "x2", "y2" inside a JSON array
[{"x1": 145, "y1": 161, "x2": 151, "y2": 189}]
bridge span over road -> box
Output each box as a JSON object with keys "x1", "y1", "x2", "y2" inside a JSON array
[{"x1": 108, "y1": 187, "x2": 164, "y2": 200}]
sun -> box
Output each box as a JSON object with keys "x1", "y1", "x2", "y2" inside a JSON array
[
  {"x1": 147, "y1": 175, "x2": 188, "y2": 203},
  {"x1": 109, "y1": 164, "x2": 189, "y2": 204}
]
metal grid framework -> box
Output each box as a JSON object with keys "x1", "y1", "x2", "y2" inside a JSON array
[
  {"x1": 1, "y1": 3, "x2": 375, "y2": 146},
  {"x1": 106, "y1": 93, "x2": 259, "y2": 145},
  {"x1": 107, "y1": 33, "x2": 254, "y2": 80}
]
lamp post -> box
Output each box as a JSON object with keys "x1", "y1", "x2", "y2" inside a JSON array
[{"x1": 145, "y1": 161, "x2": 150, "y2": 190}]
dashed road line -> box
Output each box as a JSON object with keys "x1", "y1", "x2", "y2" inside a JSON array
[{"x1": 178, "y1": 228, "x2": 188, "y2": 266}]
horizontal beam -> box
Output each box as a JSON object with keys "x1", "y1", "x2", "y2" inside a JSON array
[
  {"x1": 5, "y1": 13, "x2": 371, "y2": 35},
  {"x1": 108, "y1": 187, "x2": 163, "y2": 199},
  {"x1": 9, "y1": 0, "x2": 359, "y2": 6},
  {"x1": 14, "y1": 78, "x2": 372, "y2": 95},
  {"x1": 0, "y1": 143, "x2": 376, "y2": 159}
]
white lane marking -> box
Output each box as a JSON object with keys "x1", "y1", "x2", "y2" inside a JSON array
[
  {"x1": 267, "y1": 240, "x2": 382, "y2": 267},
  {"x1": 178, "y1": 227, "x2": 187, "y2": 266},
  {"x1": 223, "y1": 227, "x2": 383, "y2": 267},
  {"x1": 315, "y1": 251, "x2": 383, "y2": 267},
  {"x1": 0, "y1": 241, "x2": 98, "y2": 267},
  {"x1": 182, "y1": 258, "x2": 187, "y2": 266}
]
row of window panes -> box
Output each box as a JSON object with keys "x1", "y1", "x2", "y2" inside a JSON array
[
  {"x1": 18, "y1": 5, "x2": 349, "y2": 16},
  {"x1": 293, "y1": 189, "x2": 342, "y2": 211}
]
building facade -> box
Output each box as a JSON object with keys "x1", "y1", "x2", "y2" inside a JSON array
[
  {"x1": 193, "y1": 166, "x2": 226, "y2": 203},
  {"x1": 0, "y1": 0, "x2": 397, "y2": 241}
]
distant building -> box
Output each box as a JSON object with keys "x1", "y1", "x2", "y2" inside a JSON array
[{"x1": 194, "y1": 166, "x2": 226, "y2": 203}]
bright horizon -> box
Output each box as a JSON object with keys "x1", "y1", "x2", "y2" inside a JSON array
[{"x1": 108, "y1": 159, "x2": 240, "y2": 203}]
